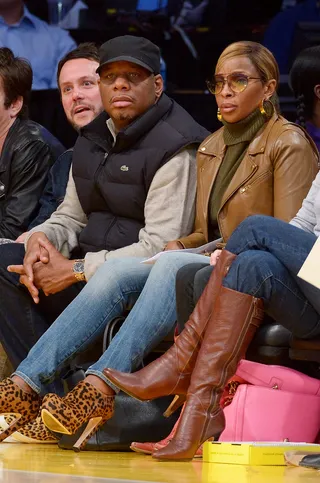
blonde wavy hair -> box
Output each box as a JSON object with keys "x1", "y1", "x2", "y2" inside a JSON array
[{"x1": 216, "y1": 41, "x2": 279, "y2": 90}]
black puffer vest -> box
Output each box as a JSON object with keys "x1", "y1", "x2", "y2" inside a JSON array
[{"x1": 72, "y1": 94, "x2": 209, "y2": 255}]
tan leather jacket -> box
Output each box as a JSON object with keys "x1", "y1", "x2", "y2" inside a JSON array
[{"x1": 178, "y1": 113, "x2": 319, "y2": 248}]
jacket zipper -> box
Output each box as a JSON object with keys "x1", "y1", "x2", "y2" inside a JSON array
[
  {"x1": 239, "y1": 169, "x2": 271, "y2": 194},
  {"x1": 93, "y1": 152, "x2": 109, "y2": 186}
]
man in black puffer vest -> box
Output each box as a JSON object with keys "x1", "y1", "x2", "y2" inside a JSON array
[{"x1": 2, "y1": 35, "x2": 209, "y2": 366}]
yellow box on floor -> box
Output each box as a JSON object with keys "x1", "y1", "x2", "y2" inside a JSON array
[{"x1": 203, "y1": 441, "x2": 320, "y2": 466}]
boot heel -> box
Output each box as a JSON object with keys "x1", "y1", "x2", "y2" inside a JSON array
[
  {"x1": 163, "y1": 395, "x2": 186, "y2": 418},
  {"x1": 73, "y1": 416, "x2": 107, "y2": 452}
]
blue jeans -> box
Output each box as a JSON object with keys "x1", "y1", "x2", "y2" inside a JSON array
[
  {"x1": 224, "y1": 215, "x2": 320, "y2": 339},
  {"x1": 15, "y1": 252, "x2": 209, "y2": 394}
]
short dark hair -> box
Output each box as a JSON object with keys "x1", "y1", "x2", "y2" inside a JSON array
[
  {"x1": 0, "y1": 47, "x2": 32, "y2": 120},
  {"x1": 289, "y1": 45, "x2": 320, "y2": 128},
  {"x1": 57, "y1": 42, "x2": 100, "y2": 88}
]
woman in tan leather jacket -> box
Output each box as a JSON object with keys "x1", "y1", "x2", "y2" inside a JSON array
[
  {"x1": 175, "y1": 64, "x2": 318, "y2": 248},
  {"x1": 102, "y1": 41, "x2": 320, "y2": 458}
]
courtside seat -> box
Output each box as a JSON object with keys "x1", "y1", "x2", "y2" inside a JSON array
[
  {"x1": 290, "y1": 337, "x2": 320, "y2": 364},
  {"x1": 247, "y1": 322, "x2": 320, "y2": 379},
  {"x1": 247, "y1": 323, "x2": 293, "y2": 366}
]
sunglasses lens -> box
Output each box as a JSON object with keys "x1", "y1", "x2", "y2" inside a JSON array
[
  {"x1": 229, "y1": 74, "x2": 248, "y2": 92},
  {"x1": 207, "y1": 77, "x2": 224, "y2": 94}
]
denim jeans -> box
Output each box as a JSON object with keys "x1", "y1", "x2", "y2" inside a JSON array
[
  {"x1": 223, "y1": 215, "x2": 320, "y2": 339},
  {"x1": 15, "y1": 252, "x2": 209, "y2": 394}
]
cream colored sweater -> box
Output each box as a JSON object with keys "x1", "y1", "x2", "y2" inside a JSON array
[{"x1": 27, "y1": 120, "x2": 197, "y2": 280}]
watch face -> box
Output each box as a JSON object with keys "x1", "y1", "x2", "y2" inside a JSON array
[{"x1": 73, "y1": 261, "x2": 84, "y2": 273}]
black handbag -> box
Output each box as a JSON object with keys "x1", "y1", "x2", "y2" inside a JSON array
[{"x1": 58, "y1": 317, "x2": 179, "y2": 451}]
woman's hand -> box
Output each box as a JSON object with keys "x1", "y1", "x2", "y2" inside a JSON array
[
  {"x1": 164, "y1": 241, "x2": 184, "y2": 251},
  {"x1": 210, "y1": 249, "x2": 222, "y2": 266}
]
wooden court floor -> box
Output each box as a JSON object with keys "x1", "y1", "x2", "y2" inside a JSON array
[{"x1": 0, "y1": 444, "x2": 318, "y2": 483}]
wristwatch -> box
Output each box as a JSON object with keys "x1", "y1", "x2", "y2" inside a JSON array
[{"x1": 73, "y1": 259, "x2": 86, "y2": 282}]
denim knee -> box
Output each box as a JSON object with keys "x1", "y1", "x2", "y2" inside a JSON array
[
  {"x1": 226, "y1": 215, "x2": 281, "y2": 254},
  {"x1": 88, "y1": 256, "x2": 147, "y2": 289},
  {"x1": 223, "y1": 250, "x2": 279, "y2": 296}
]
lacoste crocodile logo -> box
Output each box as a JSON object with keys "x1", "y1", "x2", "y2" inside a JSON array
[{"x1": 120, "y1": 165, "x2": 129, "y2": 171}]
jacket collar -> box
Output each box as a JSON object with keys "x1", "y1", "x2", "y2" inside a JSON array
[
  {"x1": 199, "y1": 127, "x2": 225, "y2": 158},
  {"x1": 80, "y1": 93, "x2": 173, "y2": 153},
  {"x1": 0, "y1": 118, "x2": 21, "y2": 173},
  {"x1": 79, "y1": 111, "x2": 112, "y2": 152},
  {"x1": 247, "y1": 111, "x2": 279, "y2": 155},
  {"x1": 199, "y1": 111, "x2": 280, "y2": 158},
  {"x1": 0, "y1": 7, "x2": 37, "y2": 28}
]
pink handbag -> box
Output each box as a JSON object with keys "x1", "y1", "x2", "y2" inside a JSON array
[{"x1": 220, "y1": 360, "x2": 320, "y2": 443}]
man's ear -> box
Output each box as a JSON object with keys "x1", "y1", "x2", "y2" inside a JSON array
[
  {"x1": 314, "y1": 84, "x2": 320, "y2": 101},
  {"x1": 154, "y1": 74, "x2": 164, "y2": 100},
  {"x1": 9, "y1": 96, "x2": 23, "y2": 118}
]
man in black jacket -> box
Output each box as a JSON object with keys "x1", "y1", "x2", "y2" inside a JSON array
[
  {"x1": 1, "y1": 35, "x2": 209, "y2": 367},
  {"x1": 0, "y1": 47, "x2": 58, "y2": 241},
  {"x1": 0, "y1": 34, "x2": 209, "y2": 446}
]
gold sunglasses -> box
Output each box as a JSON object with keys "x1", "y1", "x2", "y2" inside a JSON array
[{"x1": 206, "y1": 73, "x2": 262, "y2": 95}]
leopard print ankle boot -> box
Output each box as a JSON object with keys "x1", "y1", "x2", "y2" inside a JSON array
[
  {"x1": 41, "y1": 380, "x2": 114, "y2": 451},
  {"x1": 0, "y1": 378, "x2": 39, "y2": 441}
]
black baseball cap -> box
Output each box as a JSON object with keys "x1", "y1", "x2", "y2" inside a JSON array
[{"x1": 96, "y1": 35, "x2": 161, "y2": 75}]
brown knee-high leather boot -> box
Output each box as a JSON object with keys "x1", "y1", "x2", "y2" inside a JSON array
[
  {"x1": 103, "y1": 250, "x2": 236, "y2": 412},
  {"x1": 153, "y1": 285, "x2": 264, "y2": 461}
]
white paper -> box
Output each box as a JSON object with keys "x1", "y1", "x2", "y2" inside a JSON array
[
  {"x1": 298, "y1": 236, "x2": 320, "y2": 289},
  {"x1": 141, "y1": 239, "x2": 222, "y2": 265}
]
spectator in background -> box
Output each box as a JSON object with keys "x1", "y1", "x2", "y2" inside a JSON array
[
  {"x1": 289, "y1": 44, "x2": 320, "y2": 151},
  {"x1": 19, "y1": 42, "x2": 104, "y2": 238},
  {"x1": 0, "y1": 0, "x2": 76, "y2": 90},
  {"x1": 263, "y1": 0, "x2": 320, "y2": 73},
  {"x1": 0, "y1": 47, "x2": 55, "y2": 241},
  {"x1": 174, "y1": 0, "x2": 209, "y2": 27},
  {"x1": 59, "y1": 0, "x2": 87, "y2": 29}
]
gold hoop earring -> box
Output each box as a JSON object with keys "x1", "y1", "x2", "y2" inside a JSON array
[
  {"x1": 259, "y1": 99, "x2": 267, "y2": 116},
  {"x1": 259, "y1": 98, "x2": 274, "y2": 118},
  {"x1": 217, "y1": 108, "x2": 222, "y2": 122}
]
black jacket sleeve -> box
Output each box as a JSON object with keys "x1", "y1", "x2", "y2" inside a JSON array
[
  {"x1": 0, "y1": 140, "x2": 53, "y2": 239},
  {"x1": 28, "y1": 150, "x2": 72, "y2": 229}
]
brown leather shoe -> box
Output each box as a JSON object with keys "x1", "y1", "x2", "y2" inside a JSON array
[
  {"x1": 103, "y1": 250, "x2": 236, "y2": 413},
  {"x1": 154, "y1": 286, "x2": 264, "y2": 461},
  {"x1": 131, "y1": 413, "x2": 203, "y2": 458}
]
